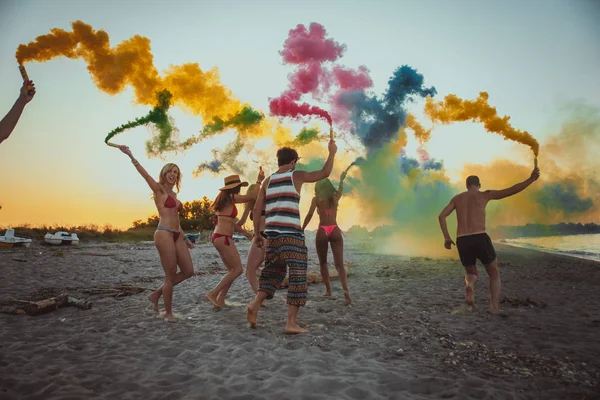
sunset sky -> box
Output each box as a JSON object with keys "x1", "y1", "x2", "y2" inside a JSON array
[{"x1": 0, "y1": 0, "x2": 599, "y2": 230}]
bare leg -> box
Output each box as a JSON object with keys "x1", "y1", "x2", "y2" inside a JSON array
[
  {"x1": 245, "y1": 243, "x2": 265, "y2": 294},
  {"x1": 246, "y1": 291, "x2": 268, "y2": 328},
  {"x1": 484, "y1": 260, "x2": 501, "y2": 315},
  {"x1": 207, "y1": 238, "x2": 243, "y2": 308},
  {"x1": 153, "y1": 231, "x2": 178, "y2": 322},
  {"x1": 315, "y1": 228, "x2": 331, "y2": 296},
  {"x1": 464, "y1": 266, "x2": 478, "y2": 308},
  {"x1": 285, "y1": 305, "x2": 308, "y2": 334},
  {"x1": 330, "y1": 228, "x2": 351, "y2": 305},
  {"x1": 148, "y1": 235, "x2": 194, "y2": 311}
]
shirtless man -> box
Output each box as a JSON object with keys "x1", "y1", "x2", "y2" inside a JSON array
[
  {"x1": 1, "y1": 81, "x2": 36, "y2": 145},
  {"x1": 438, "y1": 168, "x2": 540, "y2": 314}
]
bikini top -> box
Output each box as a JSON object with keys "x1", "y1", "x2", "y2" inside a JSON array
[
  {"x1": 164, "y1": 194, "x2": 183, "y2": 212},
  {"x1": 214, "y1": 198, "x2": 238, "y2": 224}
]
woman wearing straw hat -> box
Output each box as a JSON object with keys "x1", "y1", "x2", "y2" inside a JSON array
[
  {"x1": 206, "y1": 171, "x2": 265, "y2": 309},
  {"x1": 118, "y1": 145, "x2": 195, "y2": 323},
  {"x1": 301, "y1": 171, "x2": 351, "y2": 305}
]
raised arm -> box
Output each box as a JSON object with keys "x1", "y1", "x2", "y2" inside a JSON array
[
  {"x1": 252, "y1": 179, "x2": 269, "y2": 248},
  {"x1": 0, "y1": 81, "x2": 36, "y2": 145},
  {"x1": 233, "y1": 169, "x2": 265, "y2": 203},
  {"x1": 294, "y1": 140, "x2": 337, "y2": 185},
  {"x1": 336, "y1": 171, "x2": 347, "y2": 199},
  {"x1": 438, "y1": 198, "x2": 456, "y2": 249},
  {"x1": 484, "y1": 168, "x2": 540, "y2": 201},
  {"x1": 118, "y1": 145, "x2": 163, "y2": 194},
  {"x1": 302, "y1": 197, "x2": 317, "y2": 231}
]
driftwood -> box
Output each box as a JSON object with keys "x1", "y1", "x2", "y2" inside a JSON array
[
  {"x1": 280, "y1": 262, "x2": 352, "y2": 288},
  {"x1": 0, "y1": 294, "x2": 92, "y2": 316},
  {"x1": 0, "y1": 284, "x2": 151, "y2": 316}
]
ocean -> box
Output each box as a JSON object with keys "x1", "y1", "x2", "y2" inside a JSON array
[{"x1": 502, "y1": 233, "x2": 600, "y2": 262}]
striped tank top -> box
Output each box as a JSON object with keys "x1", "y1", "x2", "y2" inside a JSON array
[{"x1": 264, "y1": 169, "x2": 302, "y2": 235}]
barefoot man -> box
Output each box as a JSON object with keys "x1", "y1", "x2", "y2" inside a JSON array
[
  {"x1": 246, "y1": 141, "x2": 337, "y2": 334},
  {"x1": 438, "y1": 168, "x2": 540, "y2": 314}
]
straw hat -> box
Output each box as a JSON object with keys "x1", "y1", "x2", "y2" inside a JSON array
[{"x1": 220, "y1": 174, "x2": 249, "y2": 191}]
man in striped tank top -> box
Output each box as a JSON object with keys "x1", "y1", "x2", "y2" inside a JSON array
[{"x1": 246, "y1": 140, "x2": 337, "y2": 334}]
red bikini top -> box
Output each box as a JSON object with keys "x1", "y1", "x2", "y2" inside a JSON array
[
  {"x1": 164, "y1": 194, "x2": 183, "y2": 212},
  {"x1": 213, "y1": 201, "x2": 238, "y2": 225}
]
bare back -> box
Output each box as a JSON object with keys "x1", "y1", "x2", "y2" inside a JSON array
[
  {"x1": 316, "y1": 198, "x2": 339, "y2": 226},
  {"x1": 453, "y1": 191, "x2": 490, "y2": 237}
]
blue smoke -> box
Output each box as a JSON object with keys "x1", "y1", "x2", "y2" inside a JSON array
[
  {"x1": 338, "y1": 65, "x2": 436, "y2": 151},
  {"x1": 195, "y1": 159, "x2": 224, "y2": 175},
  {"x1": 535, "y1": 182, "x2": 593, "y2": 214},
  {"x1": 422, "y1": 159, "x2": 444, "y2": 171}
]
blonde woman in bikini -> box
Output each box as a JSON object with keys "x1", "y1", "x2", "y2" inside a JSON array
[
  {"x1": 206, "y1": 171, "x2": 265, "y2": 309},
  {"x1": 302, "y1": 171, "x2": 351, "y2": 305},
  {"x1": 118, "y1": 145, "x2": 194, "y2": 323}
]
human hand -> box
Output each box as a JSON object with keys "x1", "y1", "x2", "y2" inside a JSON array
[
  {"x1": 254, "y1": 234, "x2": 265, "y2": 249},
  {"x1": 444, "y1": 237, "x2": 455, "y2": 250},
  {"x1": 19, "y1": 80, "x2": 36, "y2": 104},
  {"x1": 257, "y1": 168, "x2": 265, "y2": 183},
  {"x1": 328, "y1": 139, "x2": 337, "y2": 155},
  {"x1": 119, "y1": 145, "x2": 133, "y2": 157},
  {"x1": 530, "y1": 168, "x2": 540, "y2": 182}
]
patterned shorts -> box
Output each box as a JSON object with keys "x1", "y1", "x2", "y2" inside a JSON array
[{"x1": 258, "y1": 233, "x2": 308, "y2": 306}]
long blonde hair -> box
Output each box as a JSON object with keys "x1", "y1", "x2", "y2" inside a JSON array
[{"x1": 159, "y1": 163, "x2": 182, "y2": 193}]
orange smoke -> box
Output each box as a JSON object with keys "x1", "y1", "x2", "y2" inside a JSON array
[
  {"x1": 16, "y1": 21, "x2": 250, "y2": 130},
  {"x1": 424, "y1": 92, "x2": 539, "y2": 156},
  {"x1": 405, "y1": 113, "x2": 432, "y2": 143}
]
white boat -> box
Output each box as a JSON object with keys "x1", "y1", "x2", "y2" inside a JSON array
[
  {"x1": 0, "y1": 229, "x2": 33, "y2": 248},
  {"x1": 44, "y1": 231, "x2": 80, "y2": 246}
]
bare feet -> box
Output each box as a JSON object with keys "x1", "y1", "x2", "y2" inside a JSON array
[
  {"x1": 205, "y1": 292, "x2": 219, "y2": 308},
  {"x1": 465, "y1": 286, "x2": 475, "y2": 306},
  {"x1": 323, "y1": 290, "x2": 332, "y2": 297},
  {"x1": 147, "y1": 291, "x2": 160, "y2": 312},
  {"x1": 489, "y1": 305, "x2": 505, "y2": 317},
  {"x1": 344, "y1": 291, "x2": 352, "y2": 305},
  {"x1": 246, "y1": 304, "x2": 258, "y2": 328},
  {"x1": 160, "y1": 312, "x2": 176, "y2": 323},
  {"x1": 284, "y1": 323, "x2": 309, "y2": 334}
]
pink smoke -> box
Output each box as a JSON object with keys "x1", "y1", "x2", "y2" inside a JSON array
[
  {"x1": 269, "y1": 97, "x2": 333, "y2": 126},
  {"x1": 280, "y1": 23, "x2": 346, "y2": 64},
  {"x1": 416, "y1": 146, "x2": 431, "y2": 164}
]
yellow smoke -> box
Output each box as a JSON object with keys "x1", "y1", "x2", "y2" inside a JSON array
[
  {"x1": 405, "y1": 113, "x2": 432, "y2": 143},
  {"x1": 424, "y1": 92, "x2": 540, "y2": 156},
  {"x1": 16, "y1": 21, "x2": 265, "y2": 134}
]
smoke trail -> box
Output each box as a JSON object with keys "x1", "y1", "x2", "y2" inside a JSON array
[
  {"x1": 338, "y1": 66, "x2": 436, "y2": 150},
  {"x1": 405, "y1": 113, "x2": 432, "y2": 143},
  {"x1": 193, "y1": 156, "x2": 225, "y2": 177},
  {"x1": 292, "y1": 127, "x2": 321, "y2": 146},
  {"x1": 269, "y1": 23, "x2": 347, "y2": 126},
  {"x1": 535, "y1": 182, "x2": 594, "y2": 215},
  {"x1": 424, "y1": 92, "x2": 540, "y2": 156},
  {"x1": 17, "y1": 21, "x2": 263, "y2": 150},
  {"x1": 182, "y1": 106, "x2": 265, "y2": 149}
]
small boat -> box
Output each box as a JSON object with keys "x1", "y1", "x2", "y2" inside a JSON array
[
  {"x1": 44, "y1": 231, "x2": 80, "y2": 246},
  {"x1": 0, "y1": 229, "x2": 33, "y2": 248}
]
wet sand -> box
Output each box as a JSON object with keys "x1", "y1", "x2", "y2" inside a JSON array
[{"x1": 0, "y1": 239, "x2": 599, "y2": 399}]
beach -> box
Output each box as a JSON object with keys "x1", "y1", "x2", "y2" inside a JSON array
[{"x1": 1, "y1": 240, "x2": 599, "y2": 400}]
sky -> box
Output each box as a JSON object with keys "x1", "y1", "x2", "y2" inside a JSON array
[{"x1": 0, "y1": 0, "x2": 599, "y2": 230}]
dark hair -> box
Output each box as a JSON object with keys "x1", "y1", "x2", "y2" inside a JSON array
[
  {"x1": 212, "y1": 185, "x2": 241, "y2": 211},
  {"x1": 466, "y1": 175, "x2": 481, "y2": 188},
  {"x1": 315, "y1": 178, "x2": 339, "y2": 209},
  {"x1": 277, "y1": 147, "x2": 299, "y2": 166}
]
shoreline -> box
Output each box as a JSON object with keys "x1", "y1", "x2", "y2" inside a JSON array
[
  {"x1": 496, "y1": 238, "x2": 599, "y2": 263},
  {"x1": 1, "y1": 240, "x2": 599, "y2": 399}
]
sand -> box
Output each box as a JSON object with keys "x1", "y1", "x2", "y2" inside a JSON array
[{"x1": 0, "y1": 239, "x2": 599, "y2": 399}]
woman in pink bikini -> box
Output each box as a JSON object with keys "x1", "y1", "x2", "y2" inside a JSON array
[
  {"x1": 118, "y1": 145, "x2": 194, "y2": 323},
  {"x1": 236, "y1": 183, "x2": 267, "y2": 297},
  {"x1": 206, "y1": 171, "x2": 264, "y2": 309},
  {"x1": 302, "y1": 171, "x2": 351, "y2": 305}
]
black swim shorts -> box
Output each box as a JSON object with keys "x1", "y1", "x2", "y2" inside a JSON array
[{"x1": 456, "y1": 233, "x2": 497, "y2": 267}]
